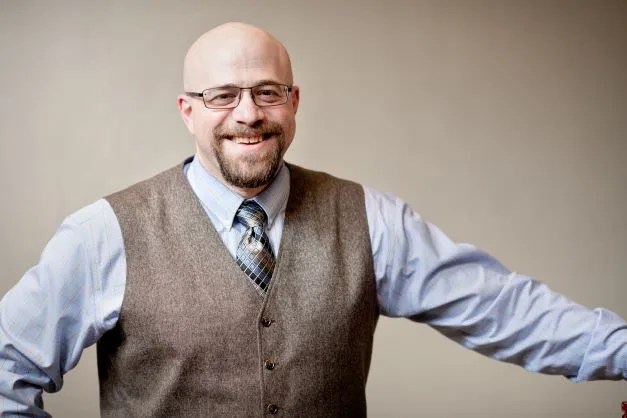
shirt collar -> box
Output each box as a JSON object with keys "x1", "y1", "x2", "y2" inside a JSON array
[{"x1": 186, "y1": 155, "x2": 290, "y2": 231}]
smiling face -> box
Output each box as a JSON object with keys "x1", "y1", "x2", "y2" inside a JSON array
[{"x1": 178, "y1": 23, "x2": 300, "y2": 197}]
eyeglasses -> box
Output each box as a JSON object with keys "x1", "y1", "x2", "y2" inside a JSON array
[{"x1": 185, "y1": 84, "x2": 292, "y2": 109}]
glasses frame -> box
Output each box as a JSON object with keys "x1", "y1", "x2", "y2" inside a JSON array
[{"x1": 185, "y1": 84, "x2": 293, "y2": 109}]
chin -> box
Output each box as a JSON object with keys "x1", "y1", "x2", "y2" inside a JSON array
[{"x1": 221, "y1": 158, "x2": 279, "y2": 189}]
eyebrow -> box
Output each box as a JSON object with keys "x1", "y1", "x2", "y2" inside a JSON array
[{"x1": 209, "y1": 79, "x2": 288, "y2": 89}]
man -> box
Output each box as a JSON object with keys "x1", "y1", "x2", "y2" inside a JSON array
[{"x1": 0, "y1": 22, "x2": 625, "y2": 417}]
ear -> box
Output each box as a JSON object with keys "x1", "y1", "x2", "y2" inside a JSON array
[
  {"x1": 290, "y1": 85, "x2": 300, "y2": 115},
  {"x1": 177, "y1": 94, "x2": 194, "y2": 134}
]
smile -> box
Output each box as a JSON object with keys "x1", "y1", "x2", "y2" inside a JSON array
[{"x1": 230, "y1": 133, "x2": 274, "y2": 144}]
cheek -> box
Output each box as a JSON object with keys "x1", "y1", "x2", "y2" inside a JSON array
[
  {"x1": 192, "y1": 113, "x2": 223, "y2": 139},
  {"x1": 282, "y1": 115, "x2": 297, "y2": 140},
  {"x1": 271, "y1": 110, "x2": 296, "y2": 134}
]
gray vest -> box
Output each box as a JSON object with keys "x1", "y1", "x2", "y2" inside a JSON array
[{"x1": 98, "y1": 160, "x2": 379, "y2": 417}]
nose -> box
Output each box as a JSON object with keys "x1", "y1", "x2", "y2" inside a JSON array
[{"x1": 231, "y1": 89, "x2": 265, "y2": 126}]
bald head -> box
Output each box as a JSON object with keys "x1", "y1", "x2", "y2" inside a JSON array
[
  {"x1": 177, "y1": 22, "x2": 300, "y2": 197},
  {"x1": 183, "y1": 22, "x2": 293, "y2": 92}
]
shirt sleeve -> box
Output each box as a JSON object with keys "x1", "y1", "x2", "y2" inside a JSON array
[
  {"x1": 0, "y1": 199, "x2": 125, "y2": 416},
  {"x1": 364, "y1": 185, "x2": 627, "y2": 381}
]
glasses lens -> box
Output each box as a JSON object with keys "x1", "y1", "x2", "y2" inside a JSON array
[
  {"x1": 252, "y1": 85, "x2": 287, "y2": 106},
  {"x1": 203, "y1": 87, "x2": 240, "y2": 108}
]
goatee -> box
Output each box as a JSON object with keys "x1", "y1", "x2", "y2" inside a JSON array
[{"x1": 212, "y1": 121, "x2": 285, "y2": 189}]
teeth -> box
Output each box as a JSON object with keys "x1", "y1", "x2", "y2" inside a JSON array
[{"x1": 233, "y1": 136, "x2": 263, "y2": 144}]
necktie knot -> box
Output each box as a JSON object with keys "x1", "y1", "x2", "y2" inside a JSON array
[{"x1": 235, "y1": 200, "x2": 267, "y2": 230}]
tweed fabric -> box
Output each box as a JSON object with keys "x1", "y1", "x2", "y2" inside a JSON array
[
  {"x1": 235, "y1": 200, "x2": 275, "y2": 293},
  {"x1": 99, "y1": 157, "x2": 378, "y2": 417}
]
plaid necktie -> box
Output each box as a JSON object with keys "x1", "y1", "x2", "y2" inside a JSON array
[{"x1": 235, "y1": 200, "x2": 275, "y2": 294}]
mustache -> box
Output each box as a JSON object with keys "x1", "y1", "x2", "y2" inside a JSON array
[{"x1": 214, "y1": 122, "x2": 284, "y2": 140}]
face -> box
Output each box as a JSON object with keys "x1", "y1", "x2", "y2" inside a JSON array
[{"x1": 178, "y1": 35, "x2": 299, "y2": 195}]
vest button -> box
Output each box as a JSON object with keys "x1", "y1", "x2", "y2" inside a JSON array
[
  {"x1": 260, "y1": 317, "x2": 273, "y2": 327},
  {"x1": 266, "y1": 403, "x2": 280, "y2": 414},
  {"x1": 264, "y1": 360, "x2": 276, "y2": 370}
]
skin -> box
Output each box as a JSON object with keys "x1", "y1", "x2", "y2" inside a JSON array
[{"x1": 177, "y1": 22, "x2": 300, "y2": 198}]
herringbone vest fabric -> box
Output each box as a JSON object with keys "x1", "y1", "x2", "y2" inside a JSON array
[{"x1": 98, "y1": 159, "x2": 379, "y2": 417}]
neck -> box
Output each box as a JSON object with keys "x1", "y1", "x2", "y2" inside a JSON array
[
  {"x1": 229, "y1": 183, "x2": 269, "y2": 199},
  {"x1": 195, "y1": 155, "x2": 278, "y2": 199}
]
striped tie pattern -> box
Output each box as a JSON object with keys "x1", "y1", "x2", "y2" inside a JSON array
[{"x1": 235, "y1": 200, "x2": 275, "y2": 294}]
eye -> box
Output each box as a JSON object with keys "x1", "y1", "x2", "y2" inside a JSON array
[
  {"x1": 254, "y1": 85, "x2": 284, "y2": 103},
  {"x1": 205, "y1": 88, "x2": 239, "y2": 106},
  {"x1": 213, "y1": 93, "x2": 237, "y2": 100},
  {"x1": 257, "y1": 89, "x2": 280, "y2": 97}
]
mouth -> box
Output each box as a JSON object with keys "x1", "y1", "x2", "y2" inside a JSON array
[{"x1": 225, "y1": 132, "x2": 275, "y2": 145}]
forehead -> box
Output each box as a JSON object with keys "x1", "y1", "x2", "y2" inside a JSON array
[{"x1": 200, "y1": 40, "x2": 291, "y2": 88}]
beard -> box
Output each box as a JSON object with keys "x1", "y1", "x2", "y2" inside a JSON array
[{"x1": 212, "y1": 121, "x2": 286, "y2": 189}]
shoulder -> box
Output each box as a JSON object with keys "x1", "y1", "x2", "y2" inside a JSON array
[
  {"x1": 106, "y1": 163, "x2": 185, "y2": 205},
  {"x1": 285, "y1": 163, "x2": 416, "y2": 216},
  {"x1": 104, "y1": 161, "x2": 193, "y2": 226},
  {"x1": 63, "y1": 198, "x2": 119, "y2": 232},
  {"x1": 362, "y1": 185, "x2": 406, "y2": 213},
  {"x1": 33, "y1": 198, "x2": 122, "y2": 302},
  {"x1": 286, "y1": 163, "x2": 364, "y2": 199},
  {"x1": 58, "y1": 199, "x2": 122, "y2": 258}
]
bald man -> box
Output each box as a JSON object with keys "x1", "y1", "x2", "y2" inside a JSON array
[
  {"x1": 180, "y1": 23, "x2": 299, "y2": 198},
  {"x1": 1, "y1": 22, "x2": 626, "y2": 417}
]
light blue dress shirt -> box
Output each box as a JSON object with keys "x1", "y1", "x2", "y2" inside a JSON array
[{"x1": 1, "y1": 156, "x2": 626, "y2": 416}]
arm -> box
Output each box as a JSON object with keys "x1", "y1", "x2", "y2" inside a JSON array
[
  {"x1": 0, "y1": 199, "x2": 125, "y2": 415},
  {"x1": 366, "y1": 186, "x2": 626, "y2": 381}
]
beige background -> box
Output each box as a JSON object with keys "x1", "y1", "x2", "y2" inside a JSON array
[{"x1": 1, "y1": 1, "x2": 626, "y2": 417}]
